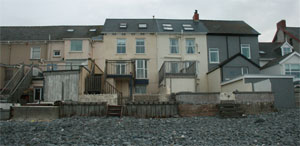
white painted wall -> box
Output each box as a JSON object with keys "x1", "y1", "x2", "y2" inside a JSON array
[
  {"x1": 165, "y1": 78, "x2": 195, "y2": 93},
  {"x1": 253, "y1": 79, "x2": 272, "y2": 92}
]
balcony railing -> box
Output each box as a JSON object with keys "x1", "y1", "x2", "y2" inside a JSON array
[
  {"x1": 105, "y1": 60, "x2": 135, "y2": 78},
  {"x1": 159, "y1": 61, "x2": 197, "y2": 83}
]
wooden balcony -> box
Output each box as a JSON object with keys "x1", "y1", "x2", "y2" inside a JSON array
[
  {"x1": 159, "y1": 61, "x2": 197, "y2": 83},
  {"x1": 105, "y1": 60, "x2": 135, "y2": 78}
]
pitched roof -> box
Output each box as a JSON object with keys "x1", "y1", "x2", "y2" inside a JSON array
[
  {"x1": 260, "y1": 52, "x2": 294, "y2": 69},
  {"x1": 102, "y1": 19, "x2": 259, "y2": 35},
  {"x1": 285, "y1": 27, "x2": 300, "y2": 39},
  {"x1": 207, "y1": 53, "x2": 260, "y2": 74},
  {"x1": 102, "y1": 19, "x2": 158, "y2": 33},
  {"x1": 155, "y1": 19, "x2": 207, "y2": 33},
  {"x1": 201, "y1": 20, "x2": 260, "y2": 35},
  {"x1": 259, "y1": 42, "x2": 283, "y2": 59},
  {"x1": 0, "y1": 25, "x2": 102, "y2": 41}
]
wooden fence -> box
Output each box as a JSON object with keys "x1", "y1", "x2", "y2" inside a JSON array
[
  {"x1": 59, "y1": 102, "x2": 107, "y2": 117},
  {"x1": 124, "y1": 101, "x2": 178, "y2": 118}
]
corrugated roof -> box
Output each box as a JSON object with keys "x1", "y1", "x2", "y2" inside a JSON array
[
  {"x1": 201, "y1": 20, "x2": 260, "y2": 35},
  {"x1": 0, "y1": 25, "x2": 102, "y2": 41}
]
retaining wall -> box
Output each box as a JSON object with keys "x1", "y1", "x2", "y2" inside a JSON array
[
  {"x1": 60, "y1": 102, "x2": 107, "y2": 117},
  {"x1": 124, "y1": 101, "x2": 178, "y2": 118},
  {"x1": 175, "y1": 92, "x2": 275, "y2": 117},
  {"x1": 12, "y1": 106, "x2": 59, "y2": 121}
]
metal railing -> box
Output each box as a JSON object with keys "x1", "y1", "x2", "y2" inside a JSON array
[
  {"x1": 34, "y1": 64, "x2": 83, "y2": 72},
  {"x1": 105, "y1": 60, "x2": 135, "y2": 77},
  {"x1": 159, "y1": 61, "x2": 197, "y2": 83},
  {"x1": 0, "y1": 65, "x2": 24, "y2": 95}
]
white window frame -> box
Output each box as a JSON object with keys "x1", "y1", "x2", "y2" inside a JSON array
[
  {"x1": 135, "y1": 60, "x2": 147, "y2": 79},
  {"x1": 116, "y1": 63, "x2": 127, "y2": 75},
  {"x1": 281, "y1": 47, "x2": 292, "y2": 56},
  {"x1": 136, "y1": 39, "x2": 145, "y2": 54},
  {"x1": 186, "y1": 39, "x2": 195, "y2": 54},
  {"x1": 241, "y1": 67, "x2": 249, "y2": 75},
  {"x1": 34, "y1": 88, "x2": 43, "y2": 101},
  {"x1": 135, "y1": 85, "x2": 147, "y2": 94},
  {"x1": 53, "y1": 50, "x2": 61, "y2": 57},
  {"x1": 117, "y1": 39, "x2": 126, "y2": 54},
  {"x1": 170, "y1": 38, "x2": 179, "y2": 54},
  {"x1": 241, "y1": 44, "x2": 251, "y2": 59},
  {"x1": 209, "y1": 48, "x2": 219, "y2": 63},
  {"x1": 285, "y1": 64, "x2": 300, "y2": 80},
  {"x1": 30, "y1": 47, "x2": 41, "y2": 59}
]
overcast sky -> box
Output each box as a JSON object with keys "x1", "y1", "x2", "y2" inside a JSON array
[{"x1": 0, "y1": 0, "x2": 299, "y2": 42}]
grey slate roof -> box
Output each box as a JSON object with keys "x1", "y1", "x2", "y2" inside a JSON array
[
  {"x1": 260, "y1": 52, "x2": 292, "y2": 69},
  {"x1": 259, "y1": 42, "x2": 283, "y2": 59},
  {"x1": 102, "y1": 19, "x2": 258, "y2": 35},
  {"x1": 0, "y1": 25, "x2": 102, "y2": 41},
  {"x1": 155, "y1": 19, "x2": 207, "y2": 33},
  {"x1": 285, "y1": 27, "x2": 300, "y2": 39},
  {"x1": 102, "y1": 19, "x2": 158, "y2": 33},
  {"x1": 201, "y1": 20, "x2": 260, "y2": 35}
]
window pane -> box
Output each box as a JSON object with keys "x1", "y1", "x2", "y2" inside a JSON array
[
  {"x1": 186, "y1": 39, "x2": 195, "y2": 54},
  {"x1": 31, "y1": 47, "x2": 41, "y2": 59},
  {"x1": 71, "y1": 40, "x2": 82, "y2": 51},
  {"x1": 135, "y1": 85, "x2": 146, "y2": 94},
  {"x1": 285, "y1": 64, "x2": 290, "y2": 71},
  {"x1": 117, "y1": 39, "x2": 126, "y2": 53},
  {"x1": 170, "y1": 39, "x2": 178, "y2": 53},
  {"x1": 209, "y1": 48, "x2": 219, "y2": 63},
  {"x1": 170, "y1": 63, "x2": 178, "y2": 73},
  {"x1": 291, "y1": 64, "x2": 300, "y2": 71},
  {"x1": 241, "y1": 44, "x2": 250, "y2": 59},
  {"x1": 136, "y1": 39, "x2": 145, "y2": 53}
]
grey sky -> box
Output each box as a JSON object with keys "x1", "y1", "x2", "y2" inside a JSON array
[{"x1": 0, "y1": 0, "x2": 299, "y2": 42}]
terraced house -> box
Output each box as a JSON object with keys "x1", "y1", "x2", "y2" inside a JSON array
[{"x1": 0, "y1": 11, "x2": 297, "y2": 108}]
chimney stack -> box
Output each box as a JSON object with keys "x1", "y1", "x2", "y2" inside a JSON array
[
  {"x1": 277, "y1": 20, "x2": 286, "y2": 29},
  {"x1": 193, "y1": 10, "x2": 199, "y2": 21}
]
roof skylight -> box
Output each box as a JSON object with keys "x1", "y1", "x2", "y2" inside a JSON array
[
  {"x1": 120, "y1": 23, "x2": 127, "y2": 29},
  {"x1": 138, "y1": 23, "x2": 147, "y2": 29},
  {"x1": 67, "y1": 29, "x2": 74, "y2": 32},
  {"x1": 89, "y1": 29, "x2": 97, "y2": 32},
  {"x1": 182, "y1": 24, "x2": 194, "y2": 31},
  {"x1": 162, "y1": 24, "x2": 173, "y2": 31}
]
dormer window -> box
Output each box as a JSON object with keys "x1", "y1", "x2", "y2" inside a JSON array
[
  {"x1": 67, "y1": 29, "x2": 74, "y2": 32},
  {"x1": 182, "y1": 24, "x2": 194, "y2": 31},
  {"x1": 282, "y1": 47, "x2": 292, "y2": 56},
  {"x1": 120, "y1": 23, "x2": 127, "y2": 29},
  {"x1": 162, "y1": 24, "x2": 173, "y2": 31},
  {"x1": 138, "y1": 24, "x2": 147, "y2": 29},
  {"x1": 281, "y1": 41, "x2": 293, "y2": 56}
]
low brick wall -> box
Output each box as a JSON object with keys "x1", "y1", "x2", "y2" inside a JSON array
[
  {"x1": 0, "y1": 108, "x2": 10, "y2": 120},
  {"x1": 79, "y1": 94, "x2": 117, "y2": 105},
  {"x1": 124, "y1": 101, "x2": 178, "y2": 118},
  {"x1": 175, "y1": 92, "x2": 275, "y2": 116},
  {"x1": 60, "y1": 102, "x2": 107, "y2": 117}
]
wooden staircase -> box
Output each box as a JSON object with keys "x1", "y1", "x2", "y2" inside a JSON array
[
  {"x1": 218, "y1": 100, "x2": 245, "y2": 118},
  {"x1": 106, "y1": 105, "x2": 123, "y2": 117}
]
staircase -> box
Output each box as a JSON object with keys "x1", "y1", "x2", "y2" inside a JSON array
[
  {"x1": 0, "y1": 65, "x2": 33, "y2": 103},
  {"x1": 217, "y1": 100, "x2": 245, "y2": 118},
  {"x1": 106, "y1": 105, "x2": 123, "y2": 117}
]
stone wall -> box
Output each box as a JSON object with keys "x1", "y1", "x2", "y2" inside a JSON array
[
  {"x1": 176, "y1": 92, "x2": 220, "y2": 116},
  {"x1": 175, "y1": 92, "x2": 275, "y2": 117},
  {"x1": 79, "y1": 94, "x2": 118, "y2": 105}
]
